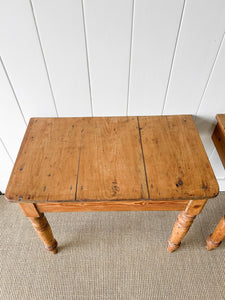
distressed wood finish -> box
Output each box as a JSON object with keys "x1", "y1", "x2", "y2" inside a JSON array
[
  {"x1": 5, "y1": 118, "x2": 83, "y2": 202},
  {"x1": 4, "y1": 115, "x2": 219, "y2": 253},
  {"x1": 206, "y1": 114, "x2": 225, "y2": 250},
  {"x1": 77, "y1": 117, "x2": 148, "y2": 201},
  {"x1": 5, "y1": 116, "x2": 218, "y2": 203},
  {"x1": 19, "y1": 203, "x2": 40, "y2": 217},
  {"x1": 28, "y1": 213, "x2": 58, "y2": 254},
  {"x1": 19, "y1": 203, "x2": 58, "y2": 254},
  {"x1": 36, "y1": 200, "x2": 189, "y2": 213},
  {"x1": 212, "y1": 114, "x2": 225, "y2": 168},
  {"x1": 167, "y1": 199, "x2": 207, "y2": 252},
  {"x1": 139, "y1": 115, "x2": 218, "y2": 200},
  {"x1": 206, "y1": 215, "x2": 225, "y2": 250}
]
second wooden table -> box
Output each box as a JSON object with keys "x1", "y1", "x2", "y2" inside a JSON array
[{"x1": 5, "y1": 115, "x2": 219, "y2": 253}]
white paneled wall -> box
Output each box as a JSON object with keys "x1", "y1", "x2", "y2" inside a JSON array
[
  {"x1": 30, "y1": 0, "x2": 92, "y2": 116},
  {"x1": 128, "y1": 0, "x2": 185, "y2": 115},
  {"x1": 1, "y1": 0, "x2": 225, "y2": 192},
  {"x1": 0, "y1": 0, "x2": 57, "y2": 123},
  {"x1": 163, "y1": 0, "x2": 225, "y2": 115},
  {"x1": 83, "y1": 0, "x2": 133, "y2": 115},
  {"x1": 0, "y1": 139, "x2": 13, "y2": 191}
]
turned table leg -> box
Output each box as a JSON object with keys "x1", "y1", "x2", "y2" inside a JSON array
[
  {"x1": 206, "y1": 215, "x2": 225, "y2": 250},
  {"x1": 167, "y1": 199, "x2": 207, "y2": 253},
  {"x1": 28, "y1": 213, "x2": 58, "y2": 254},
  {"x1": 19, "y1": 203, "x2": 58, "y2": 254}
]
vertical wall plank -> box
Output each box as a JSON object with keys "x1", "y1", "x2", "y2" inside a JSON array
[
  {"x1": 128, "y1": 0, "x2": 184, "y2": 116},
  {"x1": 217, "y1": 179, "x2": 225, "y2": 190},
  {"x1": 163, "y1": 0, "x2": 225, "y2": 115},
  {"x1": 0, "y1": 59, "x2": 27, "y2": 161},
  {"x1": 30, "y1": 0, "x2": 92, "y2": 117},
  {"x1": 0, "y1": 139, "x2": 13, "y2": 193},
  {"x1": 83, "y1": 0, "x2": 133, "y2": 116},
  {"x1": 210, "y1": 149, "x2": 225, "y2": 179},
  {"x1": 0, "y1": 0, "x2": 57, "y2": 123}
]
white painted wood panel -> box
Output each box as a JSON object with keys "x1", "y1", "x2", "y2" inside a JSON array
[
  {"x1": 128, "y1": 0, "x2": 185, "y2": 116},
  {"x1": 0, "y1": 0, "x2": 57, "y2": 123},
  {"x1": 217, "y1": 179, "x2": 225, "y2": 191},
  {"x1": 210, "y1": 149, "x2": 225, "y2": 179},
  {"x1": 83, "y1": 0, "x2": 133, "y2": 116},
  {"x1": 163, "y1": 0, "x2": 225, "y2": 115},
  {"x1": 0, "y1": 58, "x2": 27, "y2": 161},
  {"x1": 30, "y1": 0, "x2": 92, "y2": 117},
  {"x1": 0, "y1": 139, "x2": 13, "y2": 193}
]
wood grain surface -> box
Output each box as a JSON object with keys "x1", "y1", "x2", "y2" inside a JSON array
[
  {"x1": 5, "y1": 115, "x2": 218, "y2": 203},
  {"x1": 207, "y1": 113, "x2": 225, "y2": 250},
  {"x1": 139, "y1": 115, "x2": 218, "y2": 200},
  {"x1": 6, "y1": 118, "x2": 83, "y2": 201},
  {"x1": 206, "y1": 215, "x2": 225, "y2": 250},
  {"x1": 36, "y1": 200, "x2": 189, "y2": 213},
  {"x1": 76, "y1": 117, "x2": 148, "y2": 200}
]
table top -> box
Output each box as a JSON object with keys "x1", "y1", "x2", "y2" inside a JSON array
[{"x1": 5, "y1": 115, "x2": 219, "y2": 203}]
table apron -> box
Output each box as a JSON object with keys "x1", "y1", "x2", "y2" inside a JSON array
[{"x1": 35, "y1": 200, "x2": 190, "y2": 213}]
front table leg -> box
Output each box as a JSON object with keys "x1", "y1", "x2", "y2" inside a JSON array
[
  {"x1": 206, "y1": 215, "x2": 225, "y2": 250},
  {"x1": 19, "y1": 203, "x2": 58, "y2": 254},
  {"x1": 28, "y1": 214, "x2": 58, "y2": 254},
  {"x1": 167, "y1": 199, "x2": 207, "y2": 253}
]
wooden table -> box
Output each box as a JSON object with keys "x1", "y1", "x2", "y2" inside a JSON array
[
  {"x1": 206, "y1": 114, "x2": 225, "y2": 250},
  {"x1": 5, "y1": 115, "x2": 219, "y2": 254}
]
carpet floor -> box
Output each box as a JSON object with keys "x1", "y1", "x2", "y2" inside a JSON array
[{"x1": 0, "y1": 194, "x2": 224, "y2": 300}]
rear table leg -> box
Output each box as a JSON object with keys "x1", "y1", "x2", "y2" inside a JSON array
[
  {"x1": 206, "y1": 215, "x2": 225, "y2": 250},
  {"x1": 167, "y1": 199, "x2": 207, "y2": 253},
  {"x1": 19, "y1": 203, "x2": 58, "y2": 254}
]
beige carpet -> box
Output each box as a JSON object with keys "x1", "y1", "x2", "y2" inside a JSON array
[{"x1": 0, "y1": 194, "x2": 224, "y2": 300}]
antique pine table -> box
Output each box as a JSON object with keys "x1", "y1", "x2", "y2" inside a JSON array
[
  {"x1": 5, "y1": 115, "x2": 219, "y2": 254},
  {"x1": 206, "y1": 114, "x2": 225, "y2": 250}
]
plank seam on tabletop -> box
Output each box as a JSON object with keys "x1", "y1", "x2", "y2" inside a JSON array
[
  {"x1": 161, "y1": 0, "x2": 187, "y2": 115},
  {"x1": 195, "y1": 28, "x2": 225, "y2": 117},
  {"x1": 126, "y1": 0, "x2": 135, "y2": 116},
  {"x1": 137, "y1": 117, "x2": 150, "y2": 199},
  {"x1": 29, "y1": 0, "x2": 59, "y2": 117},
  {"x1": 0, "y1": 137, "x2": 14, "y2": 164},
  {"x1": 81, "y1": 0, "x2": 94, "y2": 117},
  {"x1": 0, "y1": 57, "x2": 27, "y2": 127}
]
